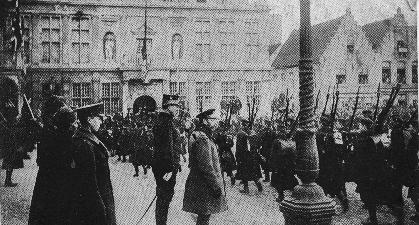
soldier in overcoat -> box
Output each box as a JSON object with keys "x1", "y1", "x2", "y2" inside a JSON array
[
  {"x1": 183, "y1": 109, "x2": 228, "y2": 225},
  {"x1": 406, "y1": 120, "x2": 418, "y2": 222},
  {"x1": 269, "y1": 127, "x2": 297, "y2": 202},
  {"x1": 1, "y1": 100, "x2": 27, "y2": 187},
  {"x1": 259, "y1": 120, "x2": 275, "y2": 182},
  {"x1": 71, "y1": 103, "x2": 116, "y2": 225},
  {"x1": 152, "y1": 94, "x2": 182, "y2": 225},
  {"x1": 131, "y1": 124, "x2": 153, "y2": 176},
  {"x1": 28, "y1": 106, "x2": 77, "y2": 225},
  {"x1": 235, "y1": 120, "x2": 263, "y2": 194},
  {"x1": 214, "y1": 121, "x2": 236, "y2": 185}
]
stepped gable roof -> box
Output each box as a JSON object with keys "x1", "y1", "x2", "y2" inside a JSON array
[
  {"x1": 362, "y1": 19, "x2": 392, "y2": 49},
  {"x1": 272, "y1": 15, "x2": 344, "y2": 69}
]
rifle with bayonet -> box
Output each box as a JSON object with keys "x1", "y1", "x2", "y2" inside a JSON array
[
  {"x1": 375, "y1": 83, "x2": 401, "y2": 134},
  {"x1": 321, "y1": 85, "x2": 331, "y2": 117},
  {"x1": 330, "y1": 85, "x2": 340, "y2": 131},
  {"x1": 314, "y1": 89, "x2": 321, "y2": 114},
  {"x1": 348, "y1": 86, "x2": 361, "y2": 132},
  {"x1": 373, "y1": 83, "x2": 381, "y2": 122},
  {"x1": 284, "y1": 89, "x2": 290, "y2": 127}
]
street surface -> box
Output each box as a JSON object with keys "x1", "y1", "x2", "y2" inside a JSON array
[{"x1": 1, "y1": 151, "x2": 417, "y2": 225}]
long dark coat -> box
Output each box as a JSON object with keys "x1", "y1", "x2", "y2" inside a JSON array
[
  {"x1": 269, "y1": 138, "x2": 297, "y2": 191},
  {"x1": 28, "y1": 128, "x2": 75, "y2": 225},
  {"x1": 235, "y1": 130, "x2": 262, "y2": 181},
  {"x1": 71, "y1": 128, "x2": 116, "y2": 225},
  {"x1": 316, "y1": 132, "x2": 346, "y2": 197},
  {"x1": 183, "y1": 131, "x2": 228, "y2": 215},
  {"x1": 1, "y1": 120, "x2": 24, "y2": 170},
  {"x1": 406, "y1": 132, "x2": 418, "y2": 200},
  {"x1": 130, "y1": 128, "x2": 153, "y2": 166},
  {"x1": 214, "y1": 133, "x2": 236, "y2": 173},
  {"x1": 355, "y1": 133, "x2": 394, "y2": 206},
  {"x1": 259, "y1": 127, "x2": 276, "y2": 170}
]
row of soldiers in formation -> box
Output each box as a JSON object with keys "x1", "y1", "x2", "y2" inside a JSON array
[{"x1": 0, "y1": 88, "x2": 418, "y2": 225}]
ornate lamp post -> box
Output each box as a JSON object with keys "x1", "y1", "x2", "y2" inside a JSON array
[{"x1": 279, "y1": 0, "x2": 336, "y2": 224}]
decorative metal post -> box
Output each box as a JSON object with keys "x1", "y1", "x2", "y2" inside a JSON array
[{"x1": 279, "y1": 0, "x2": 336, "y2": 224}]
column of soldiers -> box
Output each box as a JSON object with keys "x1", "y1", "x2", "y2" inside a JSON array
[{"x1": 1, "y1": 83, "x2": 418, "y2": 224}]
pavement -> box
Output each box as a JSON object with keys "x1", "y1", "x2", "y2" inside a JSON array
[{"x1": 1, "y1": 151, "x2": 417, "y2": 225}]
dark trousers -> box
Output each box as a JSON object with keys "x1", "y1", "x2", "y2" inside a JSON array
[
  {"x1": 196, "y1": 214, "x2": 210, "y2": 225},
  {"x1": 152, "y1": 168, "x2": 177, "y2": 225}
]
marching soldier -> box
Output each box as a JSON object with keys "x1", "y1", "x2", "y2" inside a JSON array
[
  {"x1": 269, "y1": 125, "x2": 297, "y2": 202},
  {"x1": 316, "y1": 115, "x2": 349, "y2": 211},
  {"x1": 1, "y1": 100, "x2": 25, "y2": 187},
  {"x1": 183, "y1": 109, "x2": 228, "y2": 225},
  {"x1": 406, "y1": 119, "x2": 418, "y2": 222},
  {"x1": 71, "y1": 103, "x2": 116, "y2": 225},
  {"x1": 235, "y1": 120, "x2": 263, "y2": 194},
  {"x1": 214, "y1": 121, "x2": 236, "y2": 186},
  {"x1": 131, "y1": 124, "x2": 153, "y2": 177},
  {"x1": 152, "y1": 94, "x2": 182, "y2": 225},
  {"x1": 259, "y1": 120, "x2": 276, "y2": 182}
]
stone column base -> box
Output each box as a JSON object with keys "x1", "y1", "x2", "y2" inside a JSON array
[{"x1": 280, "y1": 183, "x2": 336, "y2": 225}]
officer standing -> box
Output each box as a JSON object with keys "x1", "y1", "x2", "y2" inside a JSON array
[
  {"x1": 214, "y1": 121, "x2": 236, "y2": 186},
  {"x1": 152, "y1": 94, "x2": 182, "y2": 225},
  {"x1": 183, "y1": 109, "x2": 228, "y2": 225},
  {"x1": 259, "y1": 120, "x2": 275, "y2": 182},
  {"x1": 71, "y1": 103, "x2": 116, "y2": 225}
]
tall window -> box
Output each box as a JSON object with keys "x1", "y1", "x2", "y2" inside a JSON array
[
  {"x1": 336, "y1": 74, "x2": 346, "y2": 84},
  {"x1": 358, "y1": 73, "x2": 368, "y2": 84},
  {"x1": 397, "y1": 40, "x2": 408, "y2": 58},
  {"x1": 170, "y1": 81, "x2": 187, "y2": 108},
  {"x1": 397, "y1": 61, "x2": 406, "y2": 84},
  {"x1": 41, "y1": 16, "x2": 61, "y2": 63},
  {"x1": 71, "y1": 17, "x2": 90, "y2": 64},
  {"x1": 72, "y1": 83, "x2": 91, "y2": 107},
  {"x1": 244, "y1": 21, "x2": 259, "y2": 62},
  {"x1": 195, "y1": 20, "x2": 211, "y2": 62},
  {"x1": 196, "y1": 82, "x2": 211, "y2": 112},
  {"x1": 22, "y1": 15, "x2": 31, "y2": 64},
  {"x1": 412, "y1": 61, "x2": 418, "y2": 84},
  {"x1": 219, "y1": 21, "x2": 235, "y2": 62},
  {"x1": 102, "y1": 83, "x2": 121, "y2": 115},
  {"x1": 221, "y1": 81, "x2": 237, "y2": 102},
  {"x1": 382, "y1": 61, "x2": 391, "y2": 84},
  {"x1": 246, "y1": 81, "x2": 261, "y2": 106}
]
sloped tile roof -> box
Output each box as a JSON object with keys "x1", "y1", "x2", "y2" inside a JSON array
[
  {"x1": 362, "y1": 19, "x2": 392, "y2": 49},
  {"x1": 272, "y1": 15, "x2": 344, "y2": 69},
  {"x1": 268, "y1": 43, "x2": 281, "y2": 55}
]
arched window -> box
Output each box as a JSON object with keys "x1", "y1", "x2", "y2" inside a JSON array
[
  {"x1": 103, "y1": 32, "x2": 116, "y2": 60},
  {"x1": 172, "y1": 34, "x2": 183, "y2": 60}
]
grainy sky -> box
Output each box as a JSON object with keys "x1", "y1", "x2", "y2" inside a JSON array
[{"x1": 261, "y1": 0, "x2": 417, "y2": 42}]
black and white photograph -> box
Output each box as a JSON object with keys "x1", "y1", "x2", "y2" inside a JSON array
[{"x1": 0, "y1": 0, "x2": 418, "y2": 224}]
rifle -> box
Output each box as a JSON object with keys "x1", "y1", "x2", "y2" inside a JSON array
[
  {"x1": 330, "y1": 84, "x2": 337, "y2": 115},
  {"x1": 321, "y1": 85, "x2": 331, "y2": 117},
  {"x1": 284, "y1": 89, "x2": 290, "y2": 126},
  {"x1": 286, "y1": 113, "x2": 300, "y2": 140},
  {"x1": 348, "y1": 86, "x2": 361, "y2": 132},
  {"x1": 314, "y1": 89, "x2": 321, "y2": 114},
  {"x1": 251, "y1": 97, "x2": 256, "y2": 126},
  {"x1": 330, "y1": 89, "x2": 340, "y2": 131},
  {"x1": 375, "y1": 84, "x2": 401, "y2": 134},
  {"x1": 372, "y1": 83, "x2": 381, "y2": 122}
]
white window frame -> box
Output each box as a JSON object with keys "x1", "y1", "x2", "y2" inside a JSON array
[
  {"x1": 40, "y1": 15, "x2": 62, "y2": 64},
  {"x1": 196, "y1": 81, "x2": 211, "y2": 111},
  {"x1": 72, "y1": 82, "x2": 91, "y2": 108},
  {"x1": 102, "y1": 82, "x2": 121, "y2": 115},
  {"x1": 71, "y1": 16, "x2": 90, "y2": 64}
]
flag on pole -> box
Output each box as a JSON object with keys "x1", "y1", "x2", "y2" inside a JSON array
[{"x1": 141, "y1": 0, "x2": 148, "y2": 61}]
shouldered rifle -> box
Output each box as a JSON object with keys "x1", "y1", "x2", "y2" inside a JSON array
[
  {"x1": 284, "y1": 89, "x2": 290, "y2": 126},
  {"x1": 348, "y1": 86, "x2": 361, "y2": 132},
  {"x1": 314, "y1": 89, "x2": 321, "y2": 115},
  {"x1": 321, "y1": 85, "x2": 331, "y2": 117},
  {"x1": 373, "y1": 83, "x2": 381, "y2": 122},
  {"x1": 330, "y1": 84, "x2": 337, "y2": 115},
  {"x1": 251, "y1": 97, "x2": 256, "y2": 127},
  {"x1": 23, "y1": 94, "x2": 35, "y2": 120},
  {"x1": 331, "y1": 87, "x2": 340, "y2": 131},
  {"x1": 375, "y1": 83, "x2": 401, "y2": 134}
]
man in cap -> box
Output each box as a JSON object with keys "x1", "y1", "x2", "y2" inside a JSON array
[
  {"x1": 235, "y1": 119, "x2": 263, "y2": 194},
  {"x1": 259, "y1": 119, "x2": 275, "y2": 182},
  {"x1": 183, "y1": 109, "x2": 228, "y2": 225},
  {"x1": 152, "y1": 94, "x2": 183, "y2": 225},
  {"x1": 71, "y1": 103, "x2": 116, "y2": 225},
  {"x1": 214, "y1": 121, "x2": 236, "y2": 186},
  {"x1": 29, "y1": 106, "x2": 77, "y2": 225}
]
